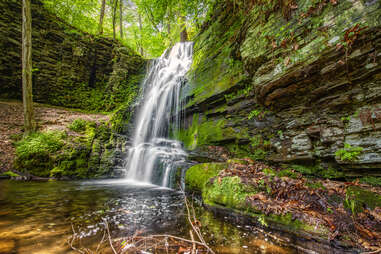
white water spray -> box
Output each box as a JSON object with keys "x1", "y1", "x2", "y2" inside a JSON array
[{"x1": 124, "y1": 42, "x2": 193, "y2": 187}]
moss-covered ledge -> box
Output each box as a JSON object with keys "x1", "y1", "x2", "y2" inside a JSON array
[
  {"x1": 185, "y1": 160, "x2": 381, "y2": 252},
  {"x1": 13, "y1": 114, "x2": 130, "y2": 179}
]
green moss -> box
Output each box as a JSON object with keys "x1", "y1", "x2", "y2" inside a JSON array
[
  {"x1": 109, "y1": 103, "x2": 133, "y2": 133},
  {"x1": 68, "y1": 119, "x2": 87, "y2": 132},
  {"x1": 176, "y1": 115, "x2": 236, "y2": 150},
  {"x1": 14, "y1": 131, "x2": 66, "y2": 177},
  {"x1": 277, "y1": 169, "x2": 300, "y2": 179},
  {"x1": 291, "y1": 164, "x2": 344, "y2": 179},
  {"x1": 185, "y1": 163, "x2": 227, "y2": 192},
  {"x1": 305, "y1": 181, "x2": 326, "y2": 190},
  {"x1": 46, "y1": 63, "x2": 144, "y2": 113},
  {"x1": 15, "y1": 131, "x2": 65, "y2": 158},
  {"x1": 14, "y1": 120, "x2": 116, "y2": 179},
  {"x1": 203, "y1": 176, "x2": 257, "y2": 210},
  {"x1": 0, "y1": 171, "x2": 20, "y2": 178},
  {"x1": 345, "y1": 186, "x2": 381, "y2": 214},
  {"x1": 360, "y1": 176, "x2": 381, "y2": 187}
]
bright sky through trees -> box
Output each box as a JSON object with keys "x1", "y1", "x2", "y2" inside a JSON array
[{"x1": 42, "y1": 0, "x2": 215, "y2": 57}]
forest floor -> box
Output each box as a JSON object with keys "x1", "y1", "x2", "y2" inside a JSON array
[{"x1": 0, "y1": 100, "x2": 109, "y2": 173}]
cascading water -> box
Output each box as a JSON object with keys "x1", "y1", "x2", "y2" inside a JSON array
[{"x1": 124, "y1": 42, "x2": 193, "y2": 187}]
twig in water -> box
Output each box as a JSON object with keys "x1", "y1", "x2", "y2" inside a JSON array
[
  {"x1": 68, "y1": 224, "x2": 85, "y2": 254},
  {"x1": 180, "y1": 185, "x2": 215, "y2": 254},
  {"x1": 103, "y1": 218, "x2": 118, "y2": 254},
  {"x1": 190, "y1": 230, "x2": 196, "y2": 254},
  {"x1": 362, "y1": 249, "x2": 381, "y2": 254}
]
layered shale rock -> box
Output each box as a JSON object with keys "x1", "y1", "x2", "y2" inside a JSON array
[{"x1": 179, "y1": 0, "x2": 381, "y2": 176}]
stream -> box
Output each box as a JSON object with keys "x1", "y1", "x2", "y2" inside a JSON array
[
  {"x1": 1, "y1": 43, "x2": 300, "y2": 254},
  {"x1": 0, "y1": 179, "x2": 299, "y2": 254}
]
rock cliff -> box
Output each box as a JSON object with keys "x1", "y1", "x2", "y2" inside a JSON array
[
  {"x1": 0, "y1": 0, "x2": 145, "y2": 112},
  {"x1": 179, "y1": 0, "x2": 381, "y2": 176}
]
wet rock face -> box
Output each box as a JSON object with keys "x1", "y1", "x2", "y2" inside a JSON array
[
  {"x1": 179, "y1": 0, "x2": 381, "y2": 175},
  {"x1": 0, "y1": 0, "x2": 144, "y2": 111}
]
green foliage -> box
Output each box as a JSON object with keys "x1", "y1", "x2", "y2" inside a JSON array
[
  {"x1": 335, "y1": 143, "x2": 364, "y2": 162},
  {"x1": 248, "y1": 110, "x2": 261, "y2": 120},
  {"x1": 41, "y1": 0, "x2": 217, "y2": 58},
  {"x1": 344, "y1": 186, "x2": 381, "y2": 215},
  {"x1": 42, "y1": 0, "x2": 100, "y2": 34},
  {"x1": 340, "y1": 116, "x2": 351, "y2": 122},
  {"x1": 258, "y1": 215, "x2": 268, "y2": 227},
  {"x1": 359, "y1": 176, "x2": 381, "y2": 187},
  {"x1": 68, "y1": 119, "x2": 87, "y2": 132}
]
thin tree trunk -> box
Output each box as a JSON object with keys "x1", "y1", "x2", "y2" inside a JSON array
[
  {"x1": 167, "y1": 6, "x2": 172, "y2": 45},
  {"x1": 138, "y1": 12, "x2": 144, "y2": 56},
  {"x1": 180, "y1": 16, "x2": 188, "y2": 42},
  {"x1": 112, "y1": 0, "x2": 118, "y2": 40},
  {"x1": 22, "y1": 0, "x2": 34, "y2": 135},
  {"x1": 167, "y1": 5, "x2": 172, "y2": 35},
  {"x1": 119, "y1": 0, "x2": 123, "y2": 39},
  {"x1": 98, "y1": 0, "x2": 106, "y2": 34}
]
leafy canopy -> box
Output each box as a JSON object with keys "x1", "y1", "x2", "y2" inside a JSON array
[{"x1": 41, "y1": 0, "x2": 216, "y2": 57}]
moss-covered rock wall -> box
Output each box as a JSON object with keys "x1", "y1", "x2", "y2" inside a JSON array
[
  {"x1": 179, "y1": 0, "x2": 381, "y2": 176},
  {"x1": 0, "y1": 0, "x2": 145, "y2": 111}
]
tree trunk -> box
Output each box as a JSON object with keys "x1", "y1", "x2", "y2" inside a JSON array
[
  {"x1": 119, "y1": 0, "x2": 123, "y2": 39},
  {"x1": 180, "y1": 16, "x2": 188, "y2": 42},
  {"x1": 22, "y1": 0, "x2": 34, "y2": 135},
  {"x1": 112, "y1": 0, "x2": 118, "y2": 40},
  {"x1": 138, "y1": 12, "x2": 144, "y2": 56},
  {"x1": 167, "y1": 5, "x2": 172, "y2": 43},
  {"x1": 98, "y1": 0, "x2": 106, "y2": 34}
]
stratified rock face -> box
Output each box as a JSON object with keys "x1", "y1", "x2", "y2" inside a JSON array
[
  {"x1": 179, "y1": 0, "x2": 381, "y2": 175},
  {"x1": 0, "y1": 0, "x2": 145, "y2": 111}
]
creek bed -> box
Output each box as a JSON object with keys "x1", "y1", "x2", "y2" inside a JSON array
[{"x1": 0, "y1": 179, "x2": 297, "y2": 253}]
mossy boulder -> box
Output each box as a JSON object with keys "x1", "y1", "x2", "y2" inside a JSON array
[
  {"x1": 14, "y1": 118, "x2": 128, "y2": 179},
  {"x1": 185, "y1": 163, "x2": 227, "y2": 192}
]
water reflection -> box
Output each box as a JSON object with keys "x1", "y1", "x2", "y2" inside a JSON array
[{"x1": 0, "y1": 179, "x2": 295, "y2": 253}]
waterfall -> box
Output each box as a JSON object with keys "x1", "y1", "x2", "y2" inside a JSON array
[{"x1": 124, "y1": 42, "x2": 193, "y2": 187}]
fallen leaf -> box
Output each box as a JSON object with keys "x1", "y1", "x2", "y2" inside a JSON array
[
  {"x1": 272, "y1": 40, "x2": 277, "y2": 49},
  {"x1": 335, "y1": 43, "x2": 343, "y2": 51}
]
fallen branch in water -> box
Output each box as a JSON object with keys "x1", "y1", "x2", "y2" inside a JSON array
[
  {"x1": 68, "y1": 191, "x2": 215, "y2": 253},
  {"x1": 68, "y1": 223, "x2": 107, "y2": 254},
  {"x1": 362, "y1": 249, "x2": 381, "y2": 254},
  {"x1": 114, "y1": 190, "x2": 215, "y2": 253},
  {"x1": 103, "y1": 218, "x2": 118, "y2": 254},
  {"x1": 182, "y1": 190, "x2": 215, "y2": 254}
]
